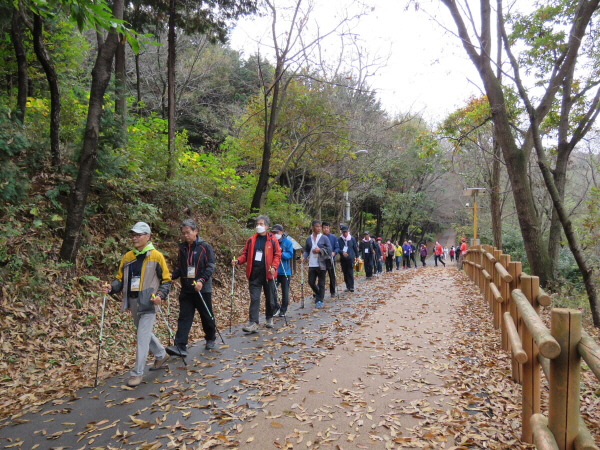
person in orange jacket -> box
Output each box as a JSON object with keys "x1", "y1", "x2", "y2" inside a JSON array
[
  {"x1": 232, "y1": 215, "x2": 281, "y2": 333},
  {"x1": 434, "y1": 241, "x2": 446, "y2": 267}
]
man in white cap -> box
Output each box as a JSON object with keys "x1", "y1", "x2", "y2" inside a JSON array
[{"x1": 102, "y1": 222, "x2": 171, "y2": 387}]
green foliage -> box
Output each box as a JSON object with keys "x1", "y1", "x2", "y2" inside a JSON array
[{"x1": 0, "y1": 109, "x2": 30, "y2": 203}]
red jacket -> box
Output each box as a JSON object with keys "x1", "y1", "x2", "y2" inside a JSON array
[
  {"x1": 237, "y1": 232, "x2": 282, "y2": 280},
  {"x1": 435, "y1": 244, "x2": 443, "y2": 256},
  {"x1": 460, "y1": 242, "x2": 467, "y2": 255}
]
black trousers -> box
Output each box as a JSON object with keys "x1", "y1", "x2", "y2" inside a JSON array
[
  {"x1": 410, "y1": 254, "x2": 417, "y2": 267},
  {"x1": 340, "y1": 258, "x2": 355, "y2": 290},
  {"x1": 402, "y1": 255, "x2": 410, "y2": 267},
  {"x1": 326, "y1": 266, "x2": 336, "y2": 295},
  {"x1": 308, "y1": 267, "x2": 326, "y2": 302},
  {"x1": 364, "y1": 256, "x2": 374, "y2": 278},
  {"x1": 274, "y1": 274, "x2": 290, "y2": 314},
  {"x1": 434, "y1": 255, "x2": 446, "y2": 266},
  {"x1": 385, "y1": 256, "x2": 394, "y2": 272},
  {"x1": 421, "y1": 255, "x2": 427, "y2": 266},
  {"x1": 174, "y1": 291, "x2": 215, "y2": 350}
]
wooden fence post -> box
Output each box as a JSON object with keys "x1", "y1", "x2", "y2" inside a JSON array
[
  {"x1": 548, "y1": 308, "x2": 582, "y2": 450},
  {"x1": 520, "y1": 274, "x2": 541, "y2": 443},
  {"x1": 508, "y1": 261, "x2": 522, "y2": 383},
  {"x1": 500, "y1": 254, "x2": 511, "y2": 351}
]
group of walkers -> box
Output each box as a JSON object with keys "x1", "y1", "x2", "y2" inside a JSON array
[{"x1": 99, "y1": 215, "x2": 468, "y2": 387}]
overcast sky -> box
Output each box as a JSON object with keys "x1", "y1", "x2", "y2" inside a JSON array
[{"x1": 228, "y1": 0, "x2": 483, "y2": 124}]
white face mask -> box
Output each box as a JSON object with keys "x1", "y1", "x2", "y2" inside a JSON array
[
  {"x1": 274, "y1": 233, "x2": 282, "y2": 239},
  {"x1": 256, "y1": 225, "x2": 266, "y2": 234}
]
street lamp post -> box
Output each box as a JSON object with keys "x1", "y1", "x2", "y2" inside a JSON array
[
  {"x1": 344, "y1": 149, "x2": 369, "y2": 223},
  {"x1": 463, "y1": 188, "x2": 486, "y2": 245}
]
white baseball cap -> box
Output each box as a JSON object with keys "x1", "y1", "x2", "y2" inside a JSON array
[{"x1": 130, "y1": 222, "x2": 151, "y2": 234}]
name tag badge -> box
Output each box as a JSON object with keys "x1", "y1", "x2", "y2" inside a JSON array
[
  {"x1": 187, "y1": 266, "x2": 195, "y2": 278},
  {"x1": 343, "y1": 246, "x2": 348, "y2": 253},
  {"x1": 131, "y1": 276, "x2": 141, "y2": 292},
  {"x1": 364, "y1": 248, "x2": 369, "y2": 254},
  {"x1": 255, "y1": 250, "x2": 263, "y2": 262}
]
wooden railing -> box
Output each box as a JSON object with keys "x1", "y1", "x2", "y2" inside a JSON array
[{"x1": 463, "y1": 245, "x2": 600, "y2": 450}]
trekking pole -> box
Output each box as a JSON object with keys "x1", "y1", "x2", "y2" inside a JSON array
[
  {"x1": 154, "y1": 297, "x2": 187, "y2": 366},
  {"x1": 332, "y1": 260, "x2": 340, "y2": 300},
  {"x1": 300, "y1": 258, "x2": 305, "y2": 309},
  {"x1": 93, "y1": 293, "x2": 107, "y2": 388},
  {"x1": 193, "y1": 283, "x2": 225, "y2": 344},
  {"x1": 229, "y1": 265, "x2": 235, "y2": 333}
]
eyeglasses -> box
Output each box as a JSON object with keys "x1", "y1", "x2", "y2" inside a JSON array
[{"x1": 131, "y1": 233, "x2": 147, "y2": 238}]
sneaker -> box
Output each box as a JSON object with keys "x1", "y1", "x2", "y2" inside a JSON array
[
  {"x1": 315, "y1": 301, "x2": 323, "y2": 308},
  {"x1": 265, "y1": 318, "x2": 274, "y2": 328},
  {"x1": 349, "y1": 289, "x2": 354, "y2": 293},
  {"x1": 242, "y1": 322, "x2": 259, "y2": 333},
  {"x1": 149, "y1": 354, "x2": 170, "y2": 371},
  {"x1": 205, "y1": 339, "x2": 216, "y2": 350},
  {"x1": 272, "y1": 307, "x2": 280, "y2": 317},
  {"x1": 127, "y1": 376, "x2": 143, "y2": 387},
  {"x1": 278, "y1": 311, "x2": 286, "y2": 317},
  {"x1": 166, "y1": 345, "x2": 187, "y2": 357}
]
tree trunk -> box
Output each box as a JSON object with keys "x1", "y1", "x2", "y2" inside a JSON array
[
  {"x1": 10, "y1": 9, "x2": 27, "y2": 124},
  {"x1": 534, "y1": 145, "x2": 600, "y2": 326},
  {"x1": 114, "y1": 35, "x2": 127, "y2": 133},
  {"x1": 32, "y1": 14, "x2": 61, "y2": 167},
  {"x1": 135, "y1": 52, "x2": 142, "y2": 115},
  {"x1": 166, "y1": 0, "x2": 176, "y2": 180},
  {"x1": 442, "y1": 0, "x2": 553, "y2": 285},
  {"x1": 547, "y1": 147, "x2": 569, "y2": 270},
  {"x1": 59, "y1": 1, "x2": 124, "y2": 263},
  {"x1": 490, "y1": 135, "x2": 502, "y2": 248}
]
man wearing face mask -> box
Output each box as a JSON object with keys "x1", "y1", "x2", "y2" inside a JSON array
[
  {"x1": 271, "y1": 224, "x2": 294, "y2": 317},
  {"x1": 302, "y1": 219, "x2": 332, "y2": 308},
  {"x1": 232, "y1": 215, "x2": 282, "y2": 333}
]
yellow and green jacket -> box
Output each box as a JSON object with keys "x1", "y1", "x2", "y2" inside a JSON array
[{"x1": 109, "y1": 243, "x2": 171, "y2": 314}]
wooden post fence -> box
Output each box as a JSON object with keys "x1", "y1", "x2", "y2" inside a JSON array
[{"x1": 460, "y1": 245, "x2": 599, "y2": 450}]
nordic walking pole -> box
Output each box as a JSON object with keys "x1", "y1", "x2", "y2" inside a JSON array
[
  {"x1": 154, "y1": 296, "x2": 187, "y2": 366},
  {"x1": 332, "y1": 260, "x2": 340, "y2": 300},
  {"x1": 93, "y1": 293, "x2": 107, "y2": 388},
  {"x1": 229, "y1": 265, "x2": 235, "y2": 333},
  {"x1": 300, "y1": 258, "x2": 305, "y2": 309},
  {"x1": 193, "y1": 282, "x2": 225, "y2": 344}
]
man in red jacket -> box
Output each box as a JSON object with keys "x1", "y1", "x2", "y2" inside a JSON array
[{"x1": 232, "y1": 215, "x2": 282, "y2": 333}]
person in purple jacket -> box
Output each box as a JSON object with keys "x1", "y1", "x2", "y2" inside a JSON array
[{"x1": 419, "y1": 243, "x2": 428, "y2": 267}]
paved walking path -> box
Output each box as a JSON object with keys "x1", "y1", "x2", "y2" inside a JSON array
[{"x1": 0, "y1": 267, "x2": 468, "y2": 449}]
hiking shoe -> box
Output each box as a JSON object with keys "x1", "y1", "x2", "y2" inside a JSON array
[
  {"x1": 127, "y1": 376, "x2": 143, "y2": 387},
  {"x1": 315, "y1": 301, "x2": 323, "y2": 308},
  {"x1": 205, "y1": 339, "x2": 216, "y2": 350},
  {"x1": 149, "y1": 354, "x2": 170, "y2": 371},
  {"x1": 265, "y1": 318, "x2": 274, "y2": 328},
  {"x1": 278, "y1": 311, "x2": 286, "y2": 317},
  {"x1": 166, "y1": 345, "x2": 187, "y2": 357},
  {"x1": 272, "y1": 307, "x2": 280, "y2": 317},
  {"x1": 242, "y1": 322, "x2": 259, "y2": 333}
]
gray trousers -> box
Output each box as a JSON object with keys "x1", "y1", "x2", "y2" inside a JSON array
[
  {"x1": 129, "y1": 298, "x2": 166, "y2": 377},
  {"x1": 248, "y1": 277, "x2": 274, "y2": 324}
]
